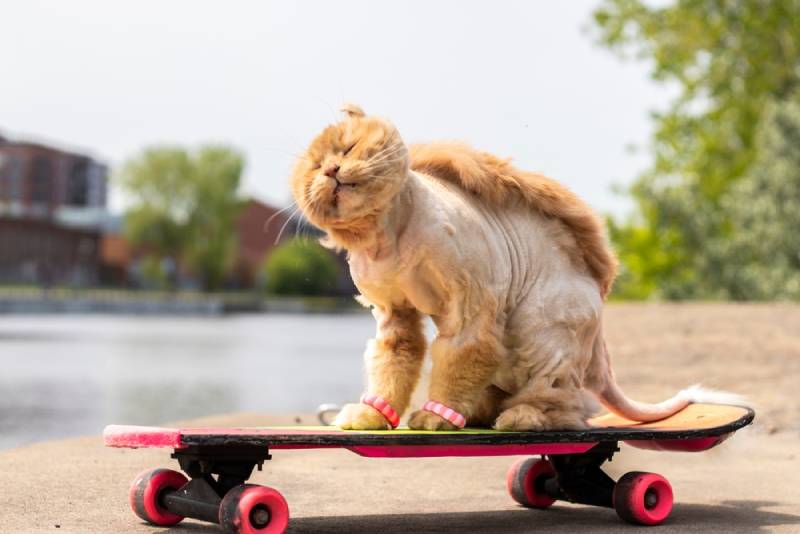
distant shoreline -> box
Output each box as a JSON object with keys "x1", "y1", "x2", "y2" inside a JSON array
[{"x1": 0, "y1": 287, "x2": 364, "y2": 315}]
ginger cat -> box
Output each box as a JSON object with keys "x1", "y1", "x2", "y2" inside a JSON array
[{"x1": 290, "y1": 104, "x2": 735, "y2": 431}]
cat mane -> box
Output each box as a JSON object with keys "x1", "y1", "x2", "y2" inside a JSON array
[{"x1": 409, "y1": 142, "x2": 618, "y2": 297}]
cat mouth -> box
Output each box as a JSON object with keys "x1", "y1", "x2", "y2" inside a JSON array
[{"x1": 330, "y1": 179, "x2": 357, "y2": 209}]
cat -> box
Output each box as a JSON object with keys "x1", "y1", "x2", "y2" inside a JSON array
[{"x1": 290, "y1": 104, "x2": 740, "y2": 431}]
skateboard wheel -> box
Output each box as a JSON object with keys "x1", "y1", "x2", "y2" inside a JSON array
[
  {"x1": 129, "y1": 467, "x2": 188, "y2": 526},
  {"x1": 506, "y1": 458, "x2": 557, "y2": 509},
  {"x1": 613, "y1": 471, "x2": 673, "y2": 525},
  {"x1": 219, "y1": 484, "x2": 290, "y2": 534}
]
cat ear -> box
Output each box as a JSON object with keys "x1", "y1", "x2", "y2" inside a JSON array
[{"x1": 341, "y1": 103, "x2": 365, "y2": 119}]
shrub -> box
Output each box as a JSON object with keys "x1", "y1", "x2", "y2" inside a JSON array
[{"x1": 261, "y1": 239, "x2": 339, "y2": 296}]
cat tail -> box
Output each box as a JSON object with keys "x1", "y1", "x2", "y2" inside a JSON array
[{"x1": 589, "y1": 331, "x2": 748, "y2": 423}]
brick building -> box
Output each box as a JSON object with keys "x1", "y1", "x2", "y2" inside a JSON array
[
  {"x1": 232, "y1": 199, "x2": 293, "y2": 287},
  {"x1": 231, "y1": 199, "x2": 356, "y2": 294},
  {"x1": 0, "y1": 135, "x2": 109, "y2": 285}
]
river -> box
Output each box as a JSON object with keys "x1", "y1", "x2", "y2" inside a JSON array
[{"x1": 0, "y1": 313, "x2": 379, "y2": 449}]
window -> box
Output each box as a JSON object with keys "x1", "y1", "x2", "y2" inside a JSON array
[
  {"x1": 67, "y1": 159, "x2": 89, "y2": 206},
  {"x1": 31, "y1": 156, "x2": 52, "y2": 203},
  {"x1": 0, "y1": 155, "x2": 24, "y2": 201},
  {"x1": 0, "y1": 154, "x2": 6, "y2": 200},
  {"x1": 9, "y1": 157, "x2": 23, "y2": 200}
]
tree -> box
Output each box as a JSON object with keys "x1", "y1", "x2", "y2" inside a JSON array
[
  {"x1": 262, "y1": 238, "x2": 339, "y2": 296},
  {"x1": 120, "y1": 146, "x2": 244, "y2": 291},
  {"x1": 716, "y1": 97, "x2": 800, "y2": 300},
  {"x1": 593, "y1": 0, "x2": 800, "y2": 299}
]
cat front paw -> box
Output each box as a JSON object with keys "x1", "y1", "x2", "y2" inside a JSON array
[
  {"x1": 407, "y1": 410, "x2": 459, "y2": 431},
  {"x1": 334, "y1": 403, "x2": 390, "y2": 430}
]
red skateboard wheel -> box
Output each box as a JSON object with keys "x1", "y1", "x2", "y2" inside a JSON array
[
  {"x1": 219, "y1": 484, "x2": 290, "y2": 534},
  {"x1": 506, "y1": 457, "x2": 557, "y2": 508},
  {"x1": 129, "y1": 467, "x2": 188, "y2": 526},
  {"x1": 613, "y1": 471, "x2": 673, "y2": 525}
]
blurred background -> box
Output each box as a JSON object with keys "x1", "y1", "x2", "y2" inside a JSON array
[{"x1": 1, "y1": 0, "x2": 798, "y2": 449}]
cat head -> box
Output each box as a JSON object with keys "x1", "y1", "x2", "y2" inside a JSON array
[{"x1": 290, "y1": 105, "x2": 409, "y2": 242}]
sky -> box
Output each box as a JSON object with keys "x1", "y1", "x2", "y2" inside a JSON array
[{"x1": 1, "y1": 0, "x2": 673, "y2": 216}]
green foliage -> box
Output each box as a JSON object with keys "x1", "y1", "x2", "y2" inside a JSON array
[
  {"x1": 119, "y1": 145, "x2": 244, "y2": 291},
  {"x1": 714, "y1": 98, "x2": 800, "y2": 300},
  {"x1": 593, "y1": 0, "x2": 800, "y2": 299},
  {"x1": 262, "y1": 239, "x2": 339, "y2": 296},
  {"x1": 138, "y1": 255, "x2": 170, "y2": 291}
]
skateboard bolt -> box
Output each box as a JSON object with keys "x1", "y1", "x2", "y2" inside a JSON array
[
  {"x1": 250, "y1": 505, "x2": 271, "y2": 528},
  {"x1": 644, "y1": 488, "x2": 658, "y2": 509}
]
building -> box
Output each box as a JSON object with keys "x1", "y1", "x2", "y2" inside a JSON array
[
  {"x1": 101, "y1": 198, "x2": 303, "y2": 290},
  {"x1": 0, "y1": 134, "x2": 109, "y2": 285},
  {"x1": 231, "y1": 200, "x2": 356, "y2": 294},
  {"x1": 0, "y1": 132, "x2": 356, "y2": 293},
  {"x1": 231, "y1": 199, "x2": 295, "y2": 287}
]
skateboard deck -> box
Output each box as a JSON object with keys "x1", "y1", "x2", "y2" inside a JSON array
[
  {"x1": 107, "y1": 403, "x2": 753, "y2": 532},
  {"x1": 104, "y1": 403, "x2": 752, "y2": 456}
]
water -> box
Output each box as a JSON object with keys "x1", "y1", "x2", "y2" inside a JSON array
[{"x1": 0, "y1": 313, "x2": 377, "y2": 449}]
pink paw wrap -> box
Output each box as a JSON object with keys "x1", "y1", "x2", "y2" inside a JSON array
[
  {"x1": 422, "y1": 400, "x2": 467, "y2": 429},
  {"x1": 360, "y1": 393, "x2": 400, "y2": 428}
]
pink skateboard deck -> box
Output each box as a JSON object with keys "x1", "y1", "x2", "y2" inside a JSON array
[{"x1": 107, "y1": 404, "x2": 752, "y2": 532}]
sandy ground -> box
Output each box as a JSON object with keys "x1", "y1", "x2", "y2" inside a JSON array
[{"x1": 1, "y1": 303, "x2": 799, "y2": 533}]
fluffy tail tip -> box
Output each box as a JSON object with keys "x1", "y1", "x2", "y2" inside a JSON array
[{"x1": 679, "y1": 384, "x2": 749, "y2": 407}]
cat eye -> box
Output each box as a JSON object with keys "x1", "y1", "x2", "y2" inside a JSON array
[{"x1": 343, "y1": 143, "x2": 356, "y2": 156}]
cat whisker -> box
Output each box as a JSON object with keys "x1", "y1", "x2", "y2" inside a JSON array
[
  {"x1": 361, "y1": 155, "x2": 404, "y2": 172},
  {"x1": 264, "y1": 202, "x2": 298, "y2": 232},
  {"x1": 361, "y1": 149, "x2": 405, "y2": 171},
  {"x1": 317, "y1": 97, "x2": 340, "y2": 125},
  {"x1": 366, "y1": 151, "x2": 404, "y2": 165},
  {"x1": 366, "y1": 145, "x2": 404, "y2": 164},
  {"x1": 294, "y1": 211, "x2": 314, "y2": 239},
  {"x1": 275, "y1": 206, "x2": 301, "y2": 244},
  {"x1": 364, "y1": 144, "x2": 400, "y2": 161},
  {"x1": 262, "y1": 146, "x2": 311, "y2": 161}
]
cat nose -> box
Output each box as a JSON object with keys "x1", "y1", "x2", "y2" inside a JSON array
[{"x1": 324, "y1": 164, "x2": 340, "y2": 179}]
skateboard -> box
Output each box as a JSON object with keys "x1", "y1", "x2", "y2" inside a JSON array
[{"x1": 104, "y1": 403, "x2": 753, "y2": 533}]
